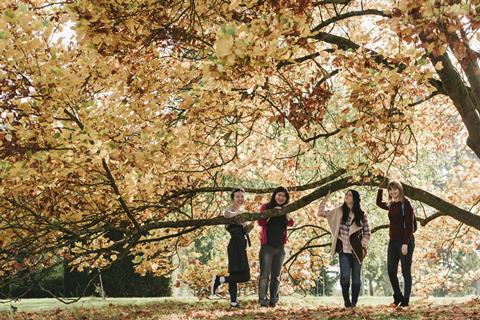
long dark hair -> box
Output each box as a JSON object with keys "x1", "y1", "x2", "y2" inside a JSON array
[
  {"x1": 265, "y1": 186, "x2": 290, "y2": 210},
  {"x1": 341, "y1": 189, "x2": 364, "y2": 226}
]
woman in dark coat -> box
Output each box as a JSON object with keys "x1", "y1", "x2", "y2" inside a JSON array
[{"x1": 211, "y1": 188, "x2": 253, "y2": 308}]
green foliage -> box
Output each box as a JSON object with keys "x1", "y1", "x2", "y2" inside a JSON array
[
  {"x1": 1, "y1": 264, "x2": 64, "y2": 299},
  {"x1": 64, "y1": 257, "x2": 172, "y2": 298},
  {"x1": 311, "y1": 267, "x2": 338, "y2": 296}
]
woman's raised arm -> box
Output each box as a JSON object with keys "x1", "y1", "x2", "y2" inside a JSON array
[
  {"x1": 376, "y1": 189, "x2": 389, "y2": 210},
  {"x1": 317, "y1": 191, "x2": 331, "y2": 218}
]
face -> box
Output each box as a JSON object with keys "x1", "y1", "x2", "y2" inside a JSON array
[
  {"x1": 388, "y1": 187, "x2": 400, "y2": 199},
  {"x1": 232, "y1": 191, "x2": 245, "y2": 206},
  {"x1": 344, "y1": 191, "x2": 353, "y2": 206},
  {"x1": 275, "y1": 191, "x2": 287, "y2": 206}
]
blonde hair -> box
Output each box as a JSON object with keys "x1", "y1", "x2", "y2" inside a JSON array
[{"x1": 387, "y1": 180, "x2": 405, "y2": 202}]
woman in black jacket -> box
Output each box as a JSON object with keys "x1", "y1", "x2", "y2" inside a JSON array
[
  {"x1": 376, "y1": 180, "x2": 415, "y2": 307},
  {"x1": 211, "y1": 188, "x2": 253, "y2": 308}
]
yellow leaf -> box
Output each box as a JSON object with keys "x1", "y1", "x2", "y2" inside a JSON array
[{"x1": 215, "y1": 35, "x2": 234, "y2": 58}]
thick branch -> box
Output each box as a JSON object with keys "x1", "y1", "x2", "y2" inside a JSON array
[
  {"x1": 309, "y1": 32, "x2": 400, "y2": 71},
  {"x1": 425, "y1": 51, "x2": 480, "y2": 158},
  {"x1": 311, "y1": 10, "x2": 391, "y2": 33},
  {"x1": 151, "y1": 175, "x2": 480, "y2": 231},
  {"x1": 313, "y1": 0, "x2": 351, "y2": 5},
  {"x1": 400, "y1": 183, "x2": 479, "y2": 229},
  {"x1": 149, "y1": 176, "x2": 353, "y2": 230},
  {"x1": 101, "y1": 158, "x2": 142, "y2": 232},
  {"x1": 165, "y1": 169, "x2": 346, "y2": 199}
]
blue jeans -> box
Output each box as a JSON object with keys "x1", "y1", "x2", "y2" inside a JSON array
[
  {"x1": 339, "y1": 252, "x2": 361, "y2": 306},
  {"x1": 387, "y1": 237, "x2": 415, "y2": 303}
]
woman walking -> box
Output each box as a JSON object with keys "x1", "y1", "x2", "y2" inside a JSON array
[
  {"x1": 376, "y1": 180, "x2": 415, "y2": 307},
  {"x1": 258, "y1": 186, "x2": 294, "y2": 307},
  {"x1": 211, "y1": 188, "x2": 253, "y2": 308},
  {"x1": 318, "y1": 190, "x2": 371, "y2": 308}
]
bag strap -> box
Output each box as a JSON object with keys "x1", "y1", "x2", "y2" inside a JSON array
[
  {"x1": 245, "y1": 231, "x2": 251, "y2": 247},
  {"x1": 401, "y1": 202, "x2": 406, "y2": 229}
]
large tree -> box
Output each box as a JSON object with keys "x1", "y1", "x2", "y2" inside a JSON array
[{"x1": 0, "y1": 0, "x2": 478, "y2": 296}]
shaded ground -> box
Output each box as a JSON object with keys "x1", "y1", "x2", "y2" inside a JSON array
[{"x1": 0, "y1": 296, "x2": 478, "y2": 319}]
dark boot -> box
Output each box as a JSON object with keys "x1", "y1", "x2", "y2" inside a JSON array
[
  {"x1": 392, "y1": 293, "x2": 404, "y2": 306},
  {"x1": 400, "y1": 296, "x2": 409, "y2": 307},
  {"x1": 341, "y1": 285, "x2": 352, "y2": 308}
]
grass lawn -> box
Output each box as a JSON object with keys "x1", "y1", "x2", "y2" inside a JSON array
[{"x1": 0, "y1": 295, "x2": 478, "y2": 319}]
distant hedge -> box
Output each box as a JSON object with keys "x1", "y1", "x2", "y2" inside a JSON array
[
  {"x1": 1, "y1": 257, "x2": 171, "y2": 299},
  {"x1": 2, "y1": 229, "x2": 171, "y2": 298},
  {"x1": 64, "y1": 256, "x2": 171, "y2": 297}
]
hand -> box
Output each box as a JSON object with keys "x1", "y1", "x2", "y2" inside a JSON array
[
  {"x1": 321, "y1": 191, "x2": 331, "y2": 204},
  {"x1": 245, "y1": 222, "x2": 254, "y2": 233},
  {"x1": 318, "y1": 191, "x2": 330, "y2": 216},
  {"x1": 401, "y1": 244, "x2": 408, "y2": 256},
  {"x1": 285, "y1": 213, "x2": 291, "y2": 221},
  {"x1": 317, "y1": 203, "x2": 325, "y2": 215},
  {"x1": 379, "y1": 178, "x2": 389, "y2": 189}
]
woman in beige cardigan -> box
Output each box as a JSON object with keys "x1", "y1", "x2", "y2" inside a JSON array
[{"x1": 318, "y1": 190, "x2": 371, "y2": 308}]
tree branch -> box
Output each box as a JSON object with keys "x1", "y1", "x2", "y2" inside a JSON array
[
  {"x1": 164, "y1": 169, "x2": 346, "y2": 199},
  {"x1": 424, "y1": 49, "x2": 480, "y2": 158},
  {"x1": 313, "y1": 0, "x2": 352, "y2": 5},
  {"x1": 149, "y1": 175, "x2": 480, "y2": 231},
  {"x1": 311, "y1": 10, "x2": 391, "y2": 34},
  {"x1": 283, "y1": 209, "x2": 448, "y2": 267},
  {"x1": 101, "y1": 158, "x2": 142, "y2": 233}
]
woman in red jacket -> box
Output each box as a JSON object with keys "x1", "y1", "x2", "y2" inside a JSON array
[
  {"x1": 258, "y1": 186, "x2": 294, "y2": 307},
  {"x1": 376, "y1": 180, "x2": 415, "y2": 307}
]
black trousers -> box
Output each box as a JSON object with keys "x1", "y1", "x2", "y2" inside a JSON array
[
  {"x1": 387, "y1": 237, "x2": 415, "y2": 303},
  {"x1": 224, "y1": 270, "x2": 250, "y2": 302}
]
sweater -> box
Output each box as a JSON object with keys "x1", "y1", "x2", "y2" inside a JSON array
[
  {"x1": 318, "y1": 206, "x2": 371, "y2": 263},
  {"x1": 376, "y1": 189, "x2": 414, "y2": 244},
  {"x1": 258, "y1": 203, "x2": 294, "y2": 245}
]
